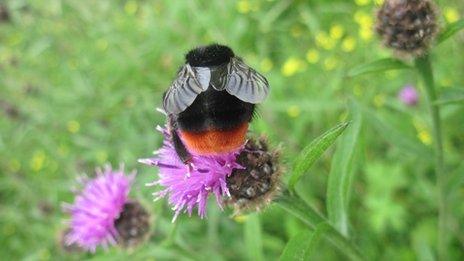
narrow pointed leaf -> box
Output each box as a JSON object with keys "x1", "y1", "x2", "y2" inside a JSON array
[
  {"x1": 437, "y1": 19, "x2": 464, "y2": 45},
  {"x1": 348, "y1": 58, "x2": 410, "y2": 77},
  {"x1": 327, "y1": 102, "x2": 362, "y2": 236},
  {"x1": 288, "y1": 122, "x2": 349, "y2": 193}
]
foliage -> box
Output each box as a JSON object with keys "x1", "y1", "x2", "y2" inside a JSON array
[{"x1": 0, "y1": 0, "x2": 463, "y2": 260}]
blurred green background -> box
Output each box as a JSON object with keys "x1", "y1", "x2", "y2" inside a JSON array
[{"x1": 0, "y1": 0, "x2": 463, "y2": 260}]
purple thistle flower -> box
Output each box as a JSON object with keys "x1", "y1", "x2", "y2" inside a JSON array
[
  {"x1": 398, "y1": 85, "x2": 419, "y2": 106},
  {"x1": 139, "y1": 126, "x2": 244, "y2": 222},
  {"x1": 63, "y1": 165, "x2": 135, "y2": 252}
]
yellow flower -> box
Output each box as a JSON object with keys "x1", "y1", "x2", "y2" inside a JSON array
[
  {"x1": 359, "y1": 26, "x2": 374, "y2": 41},
  {"x1": 354, "y1": 11, "x2": 374, "y2": 27},
  {"x1": 305, "y1": 49, "x2": 320, "y2": 64},
  {"x1": 341, "y1": 36, "x2": 357, "y2": 52},
  {"x1": 373, "y1": 94, "x2": 386, "y2": 107},
  {"x1": 287, "y1": 105, "x2": 301, "y2": 118},
  {"x1": 237, "y1": 0, "x2": 251, "y2": 14},
  {"x1": 315, "y1": 32, "x2": 336, "y2": 50},
  {"x1": 67, "y1": 120, "x2": 80, "y2": 134},
  {"x1": 330, "y1": 24, "x2": 344, "y2": 40},
  {"x1": 124, "y1": 0, "x2": 138, "y2": 15},
  {"x1": 418, "y1": 130, "x2": 432, "y2": 145},
  {"x1": 323, "y1": 57, "x2": 339, "y2": 71},
  {"x1": 260, "y1": 58, "x2": 274, "y2": 72},
  {"x1": 355, "y1": 0, "x2": 370, "y2": 7},
  {"x1": 281, "y1": 58, "x2": 304, "y2": 77},
  {"x1": 31, "y1": 150, "x2": 46, "y2": 172},
  {"x1": 444, "y1": 7, "x2": 460, "y2": 23}
]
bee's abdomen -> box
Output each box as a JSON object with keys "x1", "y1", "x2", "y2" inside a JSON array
[
  {"x1": 176, "y1": 89, "x2": 254, "y2": 133},
  {"x1": 178, "y1": 122, "x2": 249, "y2": 155}
]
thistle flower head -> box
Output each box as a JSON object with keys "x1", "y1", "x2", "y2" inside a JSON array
[
  {"x1": 139, "y1": 126, "x2": 243, "y2": 222},
  {"x1": 226, "y1": 137, "x2": 282, "y2": 215},
  {"x1": 376, "y1": 0, "x2": 439, "y2": 58},
  {"x1": 64, "y1": 165, "x2": 135, "y2": 252},
  {"x1": 398, "y1": 85, "x2": 419, "y2": 106}
]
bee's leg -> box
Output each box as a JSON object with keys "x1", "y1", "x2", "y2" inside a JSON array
[{"x1": 168, "y1": 116, "x2": 192, "y2": 164}]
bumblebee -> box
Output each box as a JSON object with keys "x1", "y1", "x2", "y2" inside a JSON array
[{"x1": 163, "y1": 44, "x2": 270, "y2": 163}]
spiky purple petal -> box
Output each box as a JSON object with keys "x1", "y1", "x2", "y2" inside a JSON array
[
  {"x1": 139, "y1": 126, "x2": 243, "y2": 221},
  {"x1": 64, "y1": 165, "x2": 135, "y2": 252}
]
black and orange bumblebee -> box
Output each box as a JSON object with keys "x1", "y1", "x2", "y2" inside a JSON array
[{"x1": 163, "y1": 44, "x2": 270, "y2": 163}]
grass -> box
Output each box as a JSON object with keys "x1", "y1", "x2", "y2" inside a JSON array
[{"x1": 0, "y1": 0, "x2": 463, "y2": 260}]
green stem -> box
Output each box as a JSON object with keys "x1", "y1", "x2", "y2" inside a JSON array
[
  {"x1": 276, "y1": 193, "x2": 364, "y2": 261},
  {"x1": 415, "y1": 54, "x2": 447, "y2": 260}
]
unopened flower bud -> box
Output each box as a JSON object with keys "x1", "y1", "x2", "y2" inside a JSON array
[{"x1": 376, "y1": 0, "x2": 439, "y2": 57}]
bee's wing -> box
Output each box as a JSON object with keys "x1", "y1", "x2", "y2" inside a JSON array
[
  {"x1": 221, "y1": 57, "x2": 269, "y2": 104},
  {"x1": 163, "y1": 65, "x2": 210, "y2": 114}
]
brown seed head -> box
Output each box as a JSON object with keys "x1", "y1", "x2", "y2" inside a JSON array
[
  {"x1": 115, "y1": 201, "x2": 151, "y2": 248},
  {"x1": 376, "y1": 0, "x2": 439, "y2": 58},
  {"x1": 226, "y1": 137, "x2": 282, "y2": 215}
]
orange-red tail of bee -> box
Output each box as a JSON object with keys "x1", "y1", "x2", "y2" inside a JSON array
[{"x1": 179, "y1": 123, "x2": 248, "y2": 155}]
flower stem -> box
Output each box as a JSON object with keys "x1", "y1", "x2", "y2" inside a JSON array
[{"x1": 415, "y1": 54, "x2": 447, "y2": 260}]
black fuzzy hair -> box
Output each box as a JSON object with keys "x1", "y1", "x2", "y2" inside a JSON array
[{"x1": 185, "y1": 44, "x2": 235, "y2": 67}]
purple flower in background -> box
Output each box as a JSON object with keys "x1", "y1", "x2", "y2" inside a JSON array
[
  {"x1": 63, "y1": 165, "x2": 135, "y2": 252},
  {"x1": 139, "y1": 126, "x2": 243, "y2": 222},
  {"x1": 398, "y1": 85, "x2": 419, "y2": 106}
]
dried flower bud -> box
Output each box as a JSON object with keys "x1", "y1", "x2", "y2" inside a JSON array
[
  {"x1": 376, "y1": 0, "x2": 439, "y2": 57},
  {"x1": 115, "y1": 201, "x2": 151, "y2": 248},
  {"x1": 226, "y1": 137, "x2": 282, "y2": 215}
]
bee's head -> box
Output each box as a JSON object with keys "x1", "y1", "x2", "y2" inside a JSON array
[{"x1": 185, "y1": 44, "x2": 234, "y2": 67}]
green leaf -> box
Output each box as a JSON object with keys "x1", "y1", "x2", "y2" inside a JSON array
[
  {"x1": 280, "y1": 230, "x2": 313, "y2": 261},
  {"x1": 437, "y1": 19, "x2": 464, "y2": 45},
  {"x1": 357, "y1": 102, "x2": 433, "y2": 159},
  {"x1": 327, "y1": 102, "x2": 362, "y2": 236},
  {"x1": 244, "y1": 214, "x2": 264, "y2": 261},
  {"x1": 280, "y1": 223, "x2": 331, "y2": 261},
  {"x1": 434, "y1": 87, "x2": 464, "y2": 106},
  {"x1": 276, "y1": 193, "x2": 364, "y2": 261},
  {"x1": 347, "y1": 58, "x2": 411, "y2": 77},
  {"x1": 288, "y1": 122, "x2": 350, "y2": 193}
]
